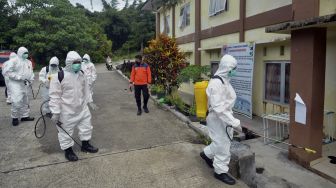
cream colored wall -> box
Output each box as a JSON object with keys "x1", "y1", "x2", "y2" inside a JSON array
[
  {"x1": 201, "y1": 0, "x2": 240, "y2": 30},
  {"x1": 320, "y1": 0, "x2": 336, "y2": 16},
  {"x1": 178, "y1": 42, "x2": 195, "y2": 95},
  {"x1": 246, "y1": 0, "x2": 292, "y2": 17},
  {"x1": 179, "y1": 42, "x2": 195, "y2": 65},
  {"x1": 252, "y1": 42, "x2": 291, "y2": 116},
  {"x1": 324, "y1": 28, "x2": 336, "y2": 137},
  {"x1": 175, "y1": 0, "x2": 195, "y2": 38},
  {"x1": 200, "y1": 33, "x2": 240, "y2": 66},
  {"x1": 201, "y1": 33, "x2": 240, "y2": 49}
]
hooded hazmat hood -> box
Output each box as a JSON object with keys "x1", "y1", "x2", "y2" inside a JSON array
[
  {"x1": 65, "y1": 51, "x2": 82, "y2": 71},
  {"x1": 17, "y1": 47, "x2": 28, "y2": 60},
  {"x1": 83, "y1": 54, "x2": 91, "y2": 62},
  {"x1": 214, "y1": 54, "x2": 237, "y2": 79},
  {"x1": 49, "y1": 56, "x2": 59, "y2": 66}
]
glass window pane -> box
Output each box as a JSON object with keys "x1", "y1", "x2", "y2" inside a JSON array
[
  {"x1": 265, "y1": 63, "x2": 281, "y2": 102},
  {"x1": 186, "y1": 3, "x2": 190, "y2": 26},
  {"x1": 285, "y1": 63, "x2": 290, "y2": 104}
]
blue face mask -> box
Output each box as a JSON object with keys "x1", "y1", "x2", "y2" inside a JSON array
[
  {"x1": 72, "y1": 64, "x2": 81, "y2": 73},
  {"x1": 228, "y1": 69, "x2": 237, "y2": 77},
  {"x1": 22, "y1": 53, "x2": 29, "y2": 59}
]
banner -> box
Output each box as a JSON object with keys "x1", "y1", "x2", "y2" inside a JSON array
[{"x1": 222, "y1": 42, "x2": 255, "y2": 118}]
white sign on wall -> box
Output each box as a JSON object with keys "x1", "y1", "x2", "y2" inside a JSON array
[{"x1": 222, "y1": 42, "x2": 256, "y2": 118}]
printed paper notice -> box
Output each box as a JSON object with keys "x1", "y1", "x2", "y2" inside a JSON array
[{"x1": 295, "y1": 93, "x2": 306, "y2": 125}]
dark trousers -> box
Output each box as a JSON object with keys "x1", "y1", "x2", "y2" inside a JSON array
[{"x1": 134, "y1": 85, "x2": 149, "y2": 111}]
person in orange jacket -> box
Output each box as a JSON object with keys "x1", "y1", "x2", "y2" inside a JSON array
[{"x1": 129, "y1": 54, "x2": 152, "y2": 115}]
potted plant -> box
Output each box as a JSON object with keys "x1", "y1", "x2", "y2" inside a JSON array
[{"x1": 156, "y1": 84, "x2": 165, "y2": 99}]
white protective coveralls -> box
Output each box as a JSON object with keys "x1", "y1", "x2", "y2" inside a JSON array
[
  {"x1": 49, "y1": 51, "x2": 93, "y2": 150},
  {"x1": 81, "y1": 54, "x2": 97, "y2": 97},
  {"x1": 5, "y1": 47, "x2": 34, "y2": 119},
  {"x1": 2, "y1": 52, "x2": 18, "y2": 103},
  {"x1": 203, "y1": 54, "x2": 241, "y2": 174},
  {"x1": 39, "y1": 57, "x2": 60, "y2": 114}
]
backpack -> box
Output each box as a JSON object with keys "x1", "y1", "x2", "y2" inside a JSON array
[
  {"x1": 211, "y1": 75, "x2": 224, "y2": 84},
  {"x1": 57, "y1": 69, "x2": 84, "y2": 83},
  {"x1": 206, "y1": 75, "x2": 224, "y2": 117},
  {"x1": 45, "y1": 66, "x2": 62, "y2": 74}
]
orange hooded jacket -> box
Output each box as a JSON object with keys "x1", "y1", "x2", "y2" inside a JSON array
[{"x1": 130, "y1": 63, "x2": 152, "y2": 85}]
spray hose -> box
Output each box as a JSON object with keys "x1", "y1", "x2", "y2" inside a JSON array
[
  {"x1": 25, "y1": 79, "x2": 44, "y2": 100},
  {"x1": 34, "y1": 100, "x2": 82, "y2": 148},
  {"x1": 225, "y1": 125, "x2": 317, "y2": 154}
]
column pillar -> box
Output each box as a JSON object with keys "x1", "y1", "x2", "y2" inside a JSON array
[{"x1": 289, "y1": 27, "x2": 326, "y2": 166}]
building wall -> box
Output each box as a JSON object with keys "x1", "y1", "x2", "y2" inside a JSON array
[
  {"x1": 153, "y1": 0, "x2": 336, "y2": 122},
  {"x1": 324, "y1": 27, "x2": 336, "y2": 136},
  {"x1": 175, "y1": 0, "x2": 195, "y2": 38},
  {"x1": 319, "y1": 0, "x2": 336, "y2": 16},
  {"x1": 246, "y1": 0, "x2": 292, "y2": 17},
  {"x1": 201, "y1": 0, "x2": 240, "y2": 31},
  {"x1": 252, "y1": 42, "x2": 291, "y2": 116}
]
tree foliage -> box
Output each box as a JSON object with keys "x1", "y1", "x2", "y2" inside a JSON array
[
  {"x1": 0, "y1": 0, "x2": 17, "y2": 50},
  {"x1": 0, "y1": 0, "x2": 155, "y2": 66},
  {"x1": 10, "y1": 0, "x2": 112, "y2": 66},
  {"x1": 97, "y1": 0, "x2": 155, "y2": 56}
]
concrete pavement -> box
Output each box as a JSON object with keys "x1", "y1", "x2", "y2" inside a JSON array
[{"x1": 0, "y1": 65, "x2": 247, "y2": 188}]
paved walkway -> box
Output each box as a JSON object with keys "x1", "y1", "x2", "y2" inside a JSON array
[{"x1": 0, "y1": 65, "x2": 247, "y2": 187}]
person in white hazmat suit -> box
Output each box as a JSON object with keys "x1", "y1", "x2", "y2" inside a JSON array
[
  {"x1": 2, "y1": 52, "x2": 18, "y2": 104},
  {"x1": 38, "y1": 57, "x2": 61, "y2": 117},
  {"x1": 49, "y1": 51, "x2": 98, "y2": 162},
  {"x1": 81, "y1": 54, "x2": 97, "y2": 98},
  {"x1": 5, "y1": 47, "x2": 35, "y2": 126},
  {"x1": 200, "y1": 54, "x2": 242, "y2": 185}
]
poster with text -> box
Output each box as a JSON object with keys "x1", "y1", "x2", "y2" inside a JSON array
[{"x1": 222, "y1": 42, "x2": 255, "y2": 118}]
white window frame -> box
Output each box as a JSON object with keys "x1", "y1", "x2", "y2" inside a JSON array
[
  {"x1": 179, "y1": 3, "x2": 190, "y2": 29},
  {"x1": 263, "y1": 61, "x2": 290, "y2": 105},
  {"x1": 209, "y1": 0, "x2": 228, "y2": 17}
]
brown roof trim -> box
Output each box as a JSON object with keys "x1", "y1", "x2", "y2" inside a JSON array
[
  {"x1": 201, "y1": 20, "x2": 241, "y2": 40},
  {"x1": 266, "y1": 14, "x2": 336, "y2": 33},
  {"x1": 176, "y1": 33, "x2": 195, "y2": 44},
  {"x1": 245, "y1": 5, "x2": 293, "y2": 30}
]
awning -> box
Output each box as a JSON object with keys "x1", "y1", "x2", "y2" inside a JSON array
[
  {"x1": 198, "y1": 46, "x2": 223, "y2": 51},
  {"x1": 183, "y1": 50, "x2": 193, "y2": 53},
  {"x1": 254, "y1": 36, "x2": 291, "y2": 44},
  {"x1": 266, "y1": 14, "x2": 336, "y2": 34}
]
